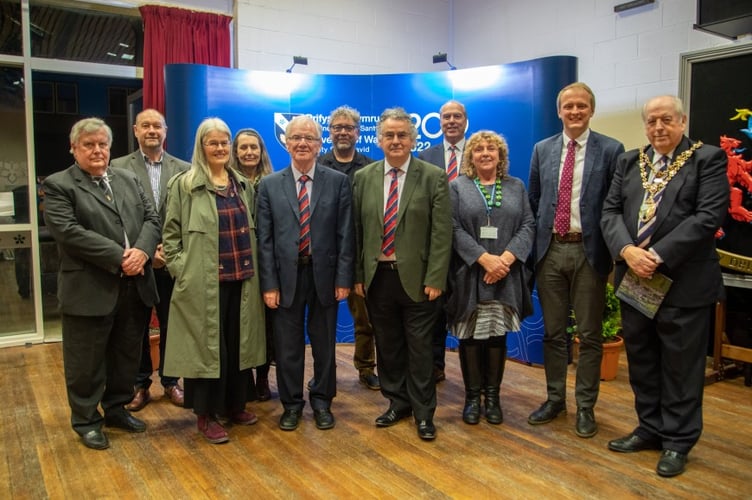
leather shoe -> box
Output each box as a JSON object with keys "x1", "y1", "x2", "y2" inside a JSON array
[
  {"x1": 359, "y1": 372, "x2": 381, "y2": 390},
  {"x1": 163, "y1": 385, "x2": 184, "y2": 407},
  {"x1": 608, "y1": 433, "x2": 661, "y2": 453},
  {"x1": 256, "y1": 377, "x2": 271, "y2": 401},
  {"x1": 375, "y1": 407, "x2": 412, "y2": 427},
  {"x1": 575, "y1": 407, "x2": 598, "y2": 438},
  {"x1": 433, "y1": 367, "x2": 446, "y2": 383},
  {"x1": 306, "y1": 378, "x2": 315, "y2": 391},
  {"x1": 656, "y1": 450, "x2": 688, "y2": 477},
  {"x1": 313, "y1": 409, "x2": 335, "y2": 430},
  {"x1": 80, "y1": 429, "x2": 109, "y2": 450},
  {"x1": 527, "y1": 400, "x2": 566, "y2": 425},
  {"x1": 417, "y1": 420, "x2": 436, "y2": 440},
  {"x1": 232, "y1": 410, "x2": 258, "y2": 425},
  {"x1": 125, "y1": 387, "x2": 151, "y2": 412},
  {"x1": 279, "y1": 409, "x2": 301, "y2": 431},
  {"x1": 105, "y1": 412, "x2": 146, "y2": 433}
]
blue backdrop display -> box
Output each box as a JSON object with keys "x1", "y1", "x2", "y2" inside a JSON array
[{"x1": 164, "y1": 56, "x2": 577, "y2": 365}]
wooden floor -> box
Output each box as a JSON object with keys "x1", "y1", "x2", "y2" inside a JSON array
[{"x1": 1, "y1": 343, "x2": 751, "y2": 499}]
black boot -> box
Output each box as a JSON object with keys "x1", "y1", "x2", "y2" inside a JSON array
[
  {"x1": 484, "y1": 336, "x2": 507, "y2": 425},
  {"x1": 459, "y1": 339, "x2": 482, "y2": 425}
]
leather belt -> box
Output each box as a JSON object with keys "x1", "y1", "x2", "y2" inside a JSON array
[
  {"x1": 298, "y1": 255, "x2": 312, "y2": 265},
  {"x1": 554, "y1": 232, "x2": 582, "y2": 243},
  {"x1": 377, "y1": 261, "x2": 398, "y2": 271}
]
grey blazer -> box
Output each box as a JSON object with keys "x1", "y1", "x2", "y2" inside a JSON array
[
  {"x1": 43, "y1": 165, "x2": 161, "y2": 316},
  {"x1": 110, "y1": 150, "x2": 190, "y2": 223},
  {"x1": 256, "y1": 164, "x2": 354, "y2": 308},
  {"x1": 418, "y1": 143, "x2": 447, "y2": 170},
  {"x1": 528, "y1": 130, "x2": 624, "y2": 277}
]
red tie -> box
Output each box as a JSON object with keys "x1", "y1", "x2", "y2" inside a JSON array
[
  {"x1": 298, "y1": 175, "x2": 311, "y2": 256},
  {"x1": 447, "y1": 146, "x2": 458, "y2": 181},
  {"x1": 554, "y1": 139, "x2": 577, "y2": 236},
  {"x1": 381, "y1": 168, "x2": 399, "y2": 256}
]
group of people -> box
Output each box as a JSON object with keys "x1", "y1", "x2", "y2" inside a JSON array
[{"x1": 43, "y1": 82, "x2": 728, "y2": 479}]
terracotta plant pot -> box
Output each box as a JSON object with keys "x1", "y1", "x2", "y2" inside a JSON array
[
  {"x1": 600, "y1": 335, "x2": 624, "y2": 381},
  {"x1": 149, "y1": 333, "x2": 160, "y2": 371}
]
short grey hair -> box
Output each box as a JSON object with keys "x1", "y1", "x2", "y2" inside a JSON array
[
  {"x1": 376, "y1": 107, "x2": 418, "y2": 141},
  {"x1": 69, "y1": 117, "x2": 112, "y2": 153}
]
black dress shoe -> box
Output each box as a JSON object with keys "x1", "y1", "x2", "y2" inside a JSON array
[
  {"x1": 608, "y1": 432, "x2": 661, "y2": 453},
  {"x1": 359, "y1": 372, "x2": 381, "y2": 390},
  {"x1": 375, "y1": 407, "x2": 412, "y2": 427},
  {"x1": 575, "y1": 407, "x2": 598, "y2": 438},
  {"x1": 279, "y1": 409, "x2": 301, "y2": 431},
  {"x1": 527, "y1": 400, "x2": 566, "y2": 425},
  {"x1": 313, "y1": 409, "x2": 335, "y2": 430},
  {"x1": 307, "y1": 378, "x2": 315, "y2": 391},
  {"x1": 105, "y1": 412, "x2": 146, "y2": 433},
  {"x1": 656, "y1": 450, "x2": 688, "y2": 477},
  {"x1": 417, "y1": 420, "x2": 436, "y2": 440},
  {"x1": 80, "y1": 429, "x2": 110, "y2": 450}
]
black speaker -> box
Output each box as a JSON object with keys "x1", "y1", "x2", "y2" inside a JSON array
[{"x1": 695, "y1": 0, "x2": 752, "y2": 39}]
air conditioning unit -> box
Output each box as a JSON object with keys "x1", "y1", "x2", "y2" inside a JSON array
[{"x1": 694, "y1": 0, "x2": 752, "y2": 40}]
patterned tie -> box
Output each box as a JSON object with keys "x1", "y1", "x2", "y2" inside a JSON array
[
  {"x1": 554, "y1": 139, "x2": 577, "y2": 235},
  {"x1": 381, "y1": 168, "x2": 400, "y2": 256},
  {"x1": 447, "y1": 146, "x2": 458, "y2": 182},
  {"x1": 297, "y1": 175, "x2": 311, "y2": 256},
  {"x1": 636, "y1": 156, "x2": 669, "y2": 248},
  {"x1": 94, "y1": 175, "x2": 113, "y2": 202}
]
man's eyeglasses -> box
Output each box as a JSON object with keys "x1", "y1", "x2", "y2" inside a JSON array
[
  {"x1": 330, "y1": 125, "x2": 356, "y2": 133},
  {"x1": 204, "y1": 141, "x2": 230, "y2": 149},
  {"x1": 287, "y1": 135, "x2": 321, "y2": 144}
]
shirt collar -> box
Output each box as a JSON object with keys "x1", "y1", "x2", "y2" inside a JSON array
[
  {"x1": 563, "y1": 129, "x2": 590, "y2": 148},
  {"x1": 384, "y1": 157, "x2": 410, "y2": 175},
  {"x1": 292, "y1": 164, "x2": 316, "y2": 181},
  {"x1": 444, "y1": 138, "x2": 465, "y2": 152}
]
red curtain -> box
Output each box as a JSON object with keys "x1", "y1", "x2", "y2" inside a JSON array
[{"x1": 139, "y1": 5, "x2": 232, "y2": 115}]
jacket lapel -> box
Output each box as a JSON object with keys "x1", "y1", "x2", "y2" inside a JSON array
[
  {"x1": 282, "y1": 168, "x2": 300, "y2": 222},
  {"x1": 397, "y1": 157, "x2": 419, "y2": 225}
]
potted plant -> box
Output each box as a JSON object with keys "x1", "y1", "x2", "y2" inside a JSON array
[{"x1": 567, "y1": 283, "x2": 624, "y2": 380}]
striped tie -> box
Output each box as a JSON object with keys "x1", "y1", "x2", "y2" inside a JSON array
[
  {"x1": 447, "y1": 146, "x2": 458, "y2": 181},
  {"x1": 636, "y1": 156, "x2": 668, "y2": 248},
  {"x1": 381, "y1": 168, "x2": 400, "y2": 256},
  {"x1": 298, "y1": 175, "x2": 311, "y2": 256}
]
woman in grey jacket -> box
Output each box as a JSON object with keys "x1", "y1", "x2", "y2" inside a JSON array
[{"x1": 446, "y1": 130, "x2": 535, "y2": 425}]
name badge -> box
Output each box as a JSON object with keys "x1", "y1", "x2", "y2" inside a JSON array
[{"x1": 480, "y1": 226, "x2": 498, "y2": 240}]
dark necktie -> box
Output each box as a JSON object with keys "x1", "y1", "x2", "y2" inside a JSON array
[
  {"x1": 93, "y1": 175, "x2": 113, "y2": 202},
  {"x1": 298, "y1": 175, "x2": 311, "y2": 256},
  {"x1": 382, "y1": 168, "x2": 400, "y2": 256},
  {"x1": 554, "y1": 139, "x2": 576, "y2": 236},
  {"x1": 447, "y1": 146, "x2": 458, "y2": 182}
]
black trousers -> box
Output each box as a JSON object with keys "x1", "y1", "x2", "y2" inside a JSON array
[
  {"x1": 273, "y1": 263, "x2": 338, "y2": 411},
  {"x1": 134, "y1": 267, "x2": 179, "y2": 389},
  {"x1": 622, "y1": 302, "x2": 711, "y2": 454},
  {"x1": 366, "y1": 267, "x2": 439, "y2": 421},
  {"x1": 62, "y1": 278, "x2": 149, "y2": 435}
]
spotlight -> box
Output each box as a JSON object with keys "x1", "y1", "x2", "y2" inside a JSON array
[
  {"x1": 286, "y1": 56, "x2": 308, "y2": 73},
  {"x1": 432, "y1": 52, "x2": 457, "y2": 70}
]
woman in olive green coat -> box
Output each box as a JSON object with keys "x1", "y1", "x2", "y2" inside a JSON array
[{"x1": 163, "y1": 117, "x2": 266, "y2": 444}]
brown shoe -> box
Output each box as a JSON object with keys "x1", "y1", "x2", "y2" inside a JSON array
[
  {"x1": 164, "y1": 385, "x2": 184, "y2": 407},
  {"x1": 125, "y1": 388, "x2": 151, "y2": 412},
  {"x1": 197, "y1": 415, "x2": 229, "y2": 444}
]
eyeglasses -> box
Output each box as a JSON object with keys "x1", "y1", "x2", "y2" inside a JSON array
[
  {"x1": 204, "y1": 141, "x2": 230, "y2": 149},
  {"x1": 330, "y1": 125, "x2": 356, "y2": 133},
  {"x1": 381, "y1": 132, "x2": 411, "y2": 141},
  {"x1": 288, "y1": 135, "x2": 321, "y2": 144}
]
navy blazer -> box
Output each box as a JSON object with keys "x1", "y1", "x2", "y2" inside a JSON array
[
  {"x1": 256, "y1": 164, "x2": 354, "y2": 308},
  {"x1": 528, "y1": 130, "x2": 624, "y2": 277},
  {"x1": 601, "y1": 137, "x2": 729, "y2": 307},
  {"x1": 418, "y1": 143, "x2": 447, "y2": 170},
  {"x1": 43, "y1": 165, "x2": 160, "y2": 316}
]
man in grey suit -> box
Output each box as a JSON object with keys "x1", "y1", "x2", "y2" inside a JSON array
[
  {"x1": 354, "y1": 107, "x2": 452, "y2": 441},
  {"x1": 527, "y1": 82, "x2": 624, "y2": 438},
  {"x1": 111, "y1": 108, "x2": 190, "y2": 411},
  {"x1": 418, "y1": 100, "x2": 467, "y2": 382},
  {"x1": 256, "y1": 115, "x2": 354, "y2": 432},
  {"x1": 43, "y1": 117, "x2": 161, "y2": 450},
  {"x1": 602, "y1": 95, "x2": 728, "y2": 477}
]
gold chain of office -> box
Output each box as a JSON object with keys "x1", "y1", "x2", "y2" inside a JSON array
[{"x1": 638, "y1": 141, "x2": 703, "y2": 196}]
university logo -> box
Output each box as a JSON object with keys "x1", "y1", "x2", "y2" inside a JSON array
[{"x1": 273, "y1": 113, "x2": 301, "y2": 149}]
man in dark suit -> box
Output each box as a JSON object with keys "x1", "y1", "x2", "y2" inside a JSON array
[
  {"x1": 318, "y1": 105, "x2": 379, "y2": 391},
  {"x1": 527, "y1": 82, "x2": 625, "y2": 438},
  {"x1": 43, "y1": 117, "x2": 161, "y2": 450},
  {"x1": 418, "y1": 100, "x2": 467, "y2": 382},
  {"x1": 601, "y1": 95, "x2": 728, "y2": 477},
  {"x1": 256, "y1": 115, "x2": 354, "y2": 432},
  {"x1": 111, "y1": 108, "x2": 190, "y2": 411},
  {"x1": 353, "y1": 107, "x2": 452, "y2": 441}
]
